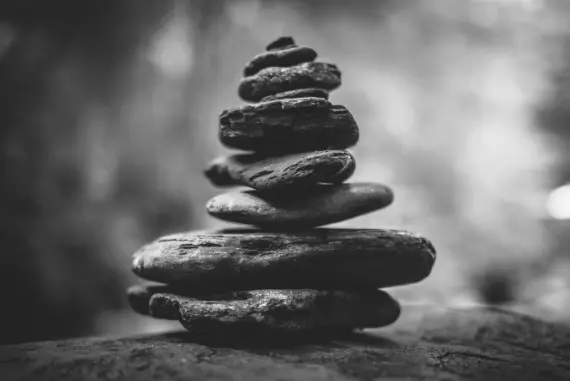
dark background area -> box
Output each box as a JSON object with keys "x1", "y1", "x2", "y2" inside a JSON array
[{"x1": 1, "y1": 0, "x2": 570, "y2": 345}]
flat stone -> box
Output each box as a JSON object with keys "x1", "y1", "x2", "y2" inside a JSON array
[
  {"x1": 203, "y1": 150, "x2": 355, "y2": 192},
  {"x1": 206, "y1": 183, "x2": 393, "y2": 228},
  {"x1": 266, "y1": 36, "x2": 296, "y2": 51},
  {"x1": 127, "y1": 284, "x2": 401, "y2": 334},
  {"x1": 131, "y1": 228, "x2": 435, "y2": 291},
  {"x1": 244, "y1": 46, "x2": 317, "y2": 76},
  {"x1": 220, "y1": 98, "x2": 358, "y2": 153},
  {"x1": 260, "y1": 88, "x2": 329, "y2": 102},
  {"x1": 238, "y1": 62, "x2": 341, "y2": 102}
]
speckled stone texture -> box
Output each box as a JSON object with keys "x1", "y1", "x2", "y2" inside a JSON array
[
  {"x1": 238, "y1": 62, "x2": 341, "y2": 102},
  {"x1": 127, "y1": 285, "x2": 401, "y2": 334},
  {"x1": 219, "y1": 98, "x2": 358, "y2": 153},
  {"x1": 204, "y1": 150, "x2": 355, "y2": 192},
  {"x1": 205, "y1": 183, "x2": 393, "y2": 228},
  {"x1": 131, "y1": 228, "x2": 435, "y2": 291},
  {"x1": 3, "y1": 306, "x2": 569, "y2": 381},
  {"x1": 260, "y1": 88, "x2": 329, "y2": 102},
  {"x1": 244, "y1": 46, "x2": 317, "y2": 76}
]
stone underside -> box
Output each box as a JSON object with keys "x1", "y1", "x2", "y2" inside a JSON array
[
  {"x1": 260, "y1": 88, "x2": 329, "y2": 102},
  {"x1": 132, "y1": 228, "x2": 435, "y2": 291}
]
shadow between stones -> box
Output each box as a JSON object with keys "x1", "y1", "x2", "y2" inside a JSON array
[{"x1": 160, "y1": 327, "x2": 399, "y2": 351}]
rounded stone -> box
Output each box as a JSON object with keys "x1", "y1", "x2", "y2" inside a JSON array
[
  {"x1": 260, "y1": 88, "x2": 329, "y2": 102},
  {"x1": 127, "y1": 284, "x2": 177, "y2": 317},
  {"x1": 238, "y1": 62, "x2": 341, "y2": 102},
  {"x1": 127, "y1": 284, "x2": 401, "y2": 333},
  {"x1": 220, "y1": 97, "x2": 358, "y2": 153},
  {"x1": 204, "y1": 150, "x2": 355, "y2": 192},
  {"x1": 131, "y1": 228, "x2": 436, "y2": 291},
  {"x1": 266, "y1": 36, "x2": 296, "y2": 51},
  {"x1": 206, "y1": 182, "x2": 393, "y2": 228},
  {"x1": 244, "y1": 46, "x2": 317, "y2": 76}
]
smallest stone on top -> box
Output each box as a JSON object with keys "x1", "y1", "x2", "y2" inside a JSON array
[
  {"x1": 243, "y1": 37, "x2": 318, "y2": 77},
  {"x1": 239, "y1": 37, "x2": 341, "y2": 103}
]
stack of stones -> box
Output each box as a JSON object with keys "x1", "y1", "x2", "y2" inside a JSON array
[{"x1": 128, "y1": 37, "x2": 436, "y2": 338}]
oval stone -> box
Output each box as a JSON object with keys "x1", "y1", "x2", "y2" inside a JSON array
[
  {"x1": 220, "y1": 98, "x2": 359, "y2": 153},
  {"x1": 260, "y1": 88, "x2": 329, "y2": 102},
  {"x1": 238, "y1": 62, "x2": 341, "y2": 102},
  {"x1": 243, "y1": 46, "x2": 317, "y2": 76},
  {"x1": 266, "y1": 36, "x2": 296, "y2": 51},
  {"x1": 127, "y1": 284, "x2": 401, "y2": 333},
  {"x1": 131, "y1": 228, "x2": 436, "y2": 290},
  {"x1": 204, "y1": 150, "x2": 355, "y2": 192},
  {"x1": 206, "y1": 183, "x2": 393, "y2": 228}
]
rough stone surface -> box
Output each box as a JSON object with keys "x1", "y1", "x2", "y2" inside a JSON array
[
  {"x1": 2, "y1": 306, "x2": 570, "y2": 381},
  {"x1": 260, "y1": 88, "x2": 329, "y2": 102},
  {"x1": 266, "y1": 36, "x2": 296, "y2": 51},
  {"x1": 220, "y1": 98, "x2": 358, "y2": 153},
  {"x1": 131, "y1": 228, "x2": 434, "y2": 290},
  {"x1": 244, "y1": 46, "x2": 317, "y2": 76},
  {"x1": 206, "y1": 182, "x2": 393, "y2": 228},
  {"x1": 238, "y1": 62, "x2": 341, "y2": 102},
  {"x1": 204, "y1": 150, "x2": 355, "y2": 192},
  {"x1": 127, "y1": 285, "x2": 401, "y2": 334}
]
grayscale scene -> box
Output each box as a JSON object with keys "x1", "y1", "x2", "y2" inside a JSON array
[{"x1": 1, "y1": 1, "x2": 570, "y2": 380}]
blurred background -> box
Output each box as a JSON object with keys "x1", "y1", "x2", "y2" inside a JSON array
[{"x1": 1, "y1": 0, "x2": 570, "y2": 344}]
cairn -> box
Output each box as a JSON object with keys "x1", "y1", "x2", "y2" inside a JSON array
[{"x1": 128, "y1": 37, "x2": 436, "y2": 337}]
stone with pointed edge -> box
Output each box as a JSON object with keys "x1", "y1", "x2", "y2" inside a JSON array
[{"x1": 204, "y1": 150, "x2": 355, "y2": 192}]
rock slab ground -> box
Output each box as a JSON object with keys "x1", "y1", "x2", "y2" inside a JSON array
[{"x1": 1, "y1": 306, "x2": 569, "y2": 381}]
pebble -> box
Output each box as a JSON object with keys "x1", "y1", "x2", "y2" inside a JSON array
[
  {"x1": 220, "y1": 97, "x2": 358, "y2": 153},
  {"x1": 127, "y1": 284, "x2": 401, "y2": 334},
  {"x1": 206, "y1": 182, "x2": 393, "y2": 228},
  {"x1": 260, "y1": 88, "x2": 329, "y2": 102},
  {"x1": 204, "y1": 150, "x2": 355, "y2": 192},
  {"x1": 238, "y1": 62, "x2": 341, "y2": 102},
  {"x1": 131, "y1": 228, "x2": 435, "y2": 290},
  {"x1": 266, "y1": 37, "x2": 296, "y2": 51},
  {"x1": 244, "y1": 46, "x2": 317, "y2": 77}
]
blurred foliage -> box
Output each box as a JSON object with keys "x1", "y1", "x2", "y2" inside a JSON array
[{"x1": 1, "y1": 0, "x2": 570, "y2": 344}]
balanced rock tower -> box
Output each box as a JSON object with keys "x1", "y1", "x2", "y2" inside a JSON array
[{"x1": 128, "y1": 37, "x2": 437, "y2": 337}]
